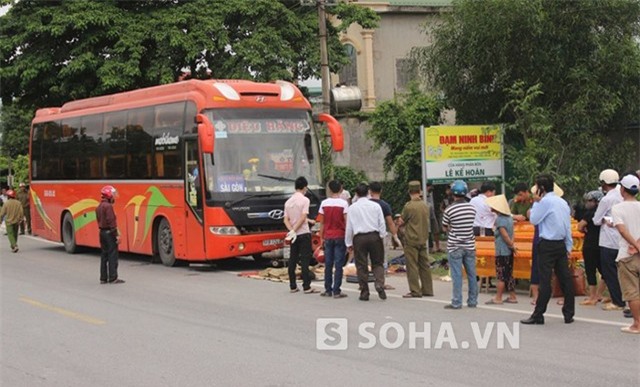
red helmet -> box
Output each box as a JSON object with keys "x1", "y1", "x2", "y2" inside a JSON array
[
  {"x1": 6, "y1": 189, "x2": 16, "y2": 199},
  {"x1": 101, "y1": 185, "x2": 116, "y2": 199}
]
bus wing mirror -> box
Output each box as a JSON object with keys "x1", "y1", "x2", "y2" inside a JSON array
[
  {"x1": 315, "y1": 113, "x2": 344, "y2": 152},
  {"x1": 196, "y1": 114, "x2": 214, "y2": 154}
]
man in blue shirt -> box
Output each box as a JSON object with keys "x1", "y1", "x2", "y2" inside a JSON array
[{"x1": 521, "y1": 174, "x2": 575, "y2": 325}]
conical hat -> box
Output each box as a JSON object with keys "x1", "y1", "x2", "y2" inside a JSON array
[
  {"x1": 530, "y1": 183, "x2": 564, "y2": 197},
  {"x1": 485, "y1": 194, "x2": 511, "y2": 216}
]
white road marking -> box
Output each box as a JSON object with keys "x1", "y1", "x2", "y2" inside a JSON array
[{"x1": 230, "y1": 270, "x2": 629, "y2": 328}]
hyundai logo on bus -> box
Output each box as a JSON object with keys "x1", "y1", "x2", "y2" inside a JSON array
[
  {"x1": 247, "y1": 210, "x2": 285, "y2": 220},
  {"x1": 268, "y1": 209, "x2": 285, "y2": 220}
]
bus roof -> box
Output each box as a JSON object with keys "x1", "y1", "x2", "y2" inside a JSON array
[{"x1": 33, "y1": 79, "x2": 311, "y2": 120}]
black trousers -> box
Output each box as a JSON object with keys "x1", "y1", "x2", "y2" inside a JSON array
[
  {"x1": 583, "y1": 245, "x2": 602, "y2": 286},
  {"x1": 353, "y1": 232, "x2": 385, "y2": 294},
  {"x1": 600, "y1": 247, "x2": 625, "y2": 307},
  {"x1": 100, "y1": 230, "x2": 119, "y2": 282},
  {"x1": 534, "y1": 239, "x2": 574, "y2": 319},
  {"x1": 288, "y1": 233, "x2": 312, "y2": 290}
]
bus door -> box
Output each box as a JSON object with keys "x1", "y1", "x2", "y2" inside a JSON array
[{"x1": 184, "y1": 137, "x2": 206, "y2": 258}]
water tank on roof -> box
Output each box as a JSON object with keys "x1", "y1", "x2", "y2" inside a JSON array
[{"x1": 330, "y1": 86, "x2": 362, "y2": 115}]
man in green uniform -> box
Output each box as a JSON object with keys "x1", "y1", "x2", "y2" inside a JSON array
[
  {"x1": 16, "y1": 183, "x2": 31, "y2": 235},
  {"x1": 0, "y1": 189, "x2": 24, "y2": 253},
  {"x1": 400, "y1": 181, "x2": 434, "y2": 298},
  {"x1": 510, "y1": 182, "x2": 532, "y2": 221}
]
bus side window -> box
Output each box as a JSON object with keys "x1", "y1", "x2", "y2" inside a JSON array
[
  {"x1": 127, "y1": 107, "x2": 154, "y2": 179},
  {"x1": 155, "y1": 102, "x2": 185, "y2": 130},
  {"x1": 184, "y1": 102, "x2": 197, "y2": 134},
  {"x1": 153, "y1": 102, "x2": 185, "y2": 179},
  {"x1": 31, "y1": 122, "x2": 46, "y2": 180},
  {"x1": 80, "y1": 114, "x2": 103, "y2": 179},
  {"x1": 102, "y1": 111, "x2": 127, "y2": 178},
  {"x1": 41, "y1": 121, "x2": 62, "y2": 180},
  {"x1": 60, "y1": 117, "x2": 81, "y2": 179}
]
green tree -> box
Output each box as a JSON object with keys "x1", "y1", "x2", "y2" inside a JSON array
[
  {"x1": 0, "y1": 0, "x2": 379, "y2": 155},
  {"x1": 414, "y1": 0, "x2": 640, "y2": 197},
  {"x1": 367, "y1": 85, "x2": 445, "y2": 211},
  {"x1": 0, "y1": 104, "x2": 32, "y2": 158},
  {"x1": 0, "y1": 153, "x2": 27, "y2": 187}
]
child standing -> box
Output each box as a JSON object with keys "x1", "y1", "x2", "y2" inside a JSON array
[{"x1": 485, "y1": 194, "x2": 518, "y2": 304}]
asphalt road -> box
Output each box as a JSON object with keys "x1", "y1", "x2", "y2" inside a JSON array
[{"x1": 1, "y1": 235, "x2": 638, "y2": 387}]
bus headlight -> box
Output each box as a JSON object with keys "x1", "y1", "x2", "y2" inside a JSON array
[
  {"x1": 277, "y1": 80, "x2": 295, "y2": 101},
  {"x1": 209, "y1": 226, "x2": 241, "y2": 235},
  {"x1": 213, "y1": 83, "x2": 241, "y2": 101}
]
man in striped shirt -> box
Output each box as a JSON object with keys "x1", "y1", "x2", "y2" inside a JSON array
[{"x1": 441, "y1": 180, "x2": 478, "y2": 309}]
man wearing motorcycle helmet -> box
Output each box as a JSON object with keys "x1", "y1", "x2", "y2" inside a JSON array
[{"x1": 96, "y1": 185, "x2": 124, "y2": 284}]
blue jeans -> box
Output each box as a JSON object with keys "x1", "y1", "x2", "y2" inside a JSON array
[
  {"x1": 448, "y1": 248, "x2": 478, "y2": 307},
  {"x1": 324, "y1": 238, "x2": 347, "y2": 294}
]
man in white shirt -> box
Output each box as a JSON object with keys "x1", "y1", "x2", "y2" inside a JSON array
[
  {"x1": 593, "y1": 169, "x2": 625, "y2": 310},
  {"x1": 611, "y1": 174, "x2": 640, "y2": 334},
  {"x1": 345, "y1": 183, "x2": 387, "y2": 301},
  {"x1": 469, "y1": 181, "x2": 497, "y2": 236}
]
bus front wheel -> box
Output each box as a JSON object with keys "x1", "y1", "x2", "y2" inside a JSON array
[
  {"x1": 156, "y1": 218, "x2": 176, "y2": 267},
  {"x1": 62, "y1": 213, "x2": 79, "y2": 254}
]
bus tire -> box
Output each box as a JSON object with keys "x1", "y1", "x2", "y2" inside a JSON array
[
  {"x1": 156, "y1": 218, "x2": 176, "y2": 267},
  {"x1": 62, "y1": 213, "x2": 79, "y2": 254}
]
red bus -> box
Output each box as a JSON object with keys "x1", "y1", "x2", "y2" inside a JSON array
[{"x1": 29, "y1": 79, "x2": 344, "y2": 266}]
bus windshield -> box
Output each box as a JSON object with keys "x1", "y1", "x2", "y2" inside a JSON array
[{"x1": 202, "y1": 108, "x2": 323, "y2": 197}]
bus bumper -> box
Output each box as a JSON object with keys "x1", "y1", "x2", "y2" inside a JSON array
[{"x1": 204, "y1": 232, "x2": 286, "y2": 260}]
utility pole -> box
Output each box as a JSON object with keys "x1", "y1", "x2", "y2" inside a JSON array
[
  {"x1": 301, "y1": 0, "x2": 336, "y2": 114},
  {"x1": 317, "y1": 1, "x2": 331, "y2": 114}
]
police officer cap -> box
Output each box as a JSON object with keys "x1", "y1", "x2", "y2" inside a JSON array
[{"x1": 408, "y1": 181, "x2": 422, "y2": 192}]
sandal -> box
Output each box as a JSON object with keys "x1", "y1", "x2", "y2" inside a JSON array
[
  {"x1": 579, "y1": 299, "x2": 598, "y2": 306},
  {"x1": 402, "y1": 293, "x2": 422, "y2": 298},
  {"x1": 485, "y1": 299, "x2": 503, "y2": 305},
  {"x1": 503, "y1": 299, "x2": 518, "y2": 304},
  {"x1": 304, "y1": 288, "x2": 320, "y2": 294},
  {"x1": 620, "y1": 326, "x2": 640, "y2": 334}
]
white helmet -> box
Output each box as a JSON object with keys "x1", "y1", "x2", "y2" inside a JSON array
[{"x1": 599, "y1": 169, "x2": 619, "y2": 185}]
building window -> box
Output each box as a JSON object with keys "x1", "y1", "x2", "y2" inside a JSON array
[
  {"x1": 338, "y1": 43, "x2": 358, "y2": 87},
  {"x1": 396, "y1": 58, "x2": 418, "y2": 91}
]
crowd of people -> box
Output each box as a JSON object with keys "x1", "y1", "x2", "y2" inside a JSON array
[
  {"x1": 4, "y1": 167, "x2": 639, "y2": 335},
  {"x1": 285, "y1": 168, "x2": 640, "y2": 335}
]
